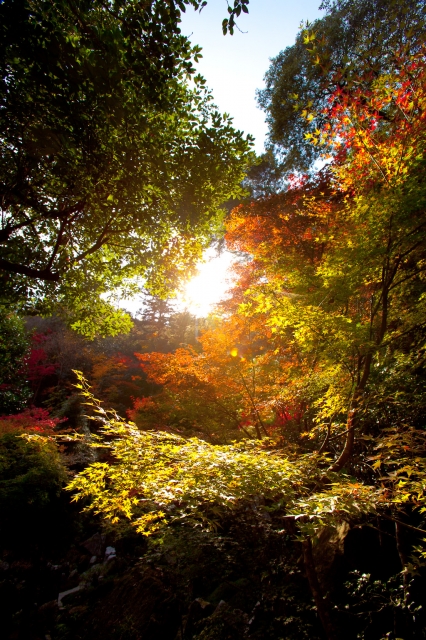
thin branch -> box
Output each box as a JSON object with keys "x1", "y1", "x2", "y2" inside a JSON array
[
  {"x1": 381, "y1": 514, "x2": 426, "y2": 535},
  {"x1": 379, "y1": 321, "x2": 426, "y2": 349},
  {"x1": 46, "y1": 217, "x2": 68, "y2": 270},
  {"x1": 71, "y1": 219, "x2": 116, "y2": 263},
  {"x1": 318, "y1": 422, "x2": 331, "y2": 453},
  {"x1": 234, "y1": 364, "x2": 266, "y2": 438},
  {"x1": 327, "y1": 426, "x2": 353, "y2": 443},
  {"x1": 389, "y1": 264, "x2": 426, "y2": 292}
]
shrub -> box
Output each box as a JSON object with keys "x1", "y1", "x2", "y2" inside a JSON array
[
  {"x1": 0, "y1": 309, "x2": 30, "y2": 413},
  {"x1": 0, "y1": 432, "x2": 67, "y2": 540},
  {"x1": 0, "y1": 407, "x2": 65, "y2": 435}
]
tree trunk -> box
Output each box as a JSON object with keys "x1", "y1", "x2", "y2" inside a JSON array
[
  {"x1": 302, "y1": 537, "x2": 338, "y2": 640},
  {"x1": 328, "y1": 352, "x2": 372, "y2": 473},
  {"x1": 395, "y1": 521, "x2": 411, "y2": 606}
]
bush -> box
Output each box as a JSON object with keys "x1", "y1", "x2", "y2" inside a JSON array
[
  {"x1": 0, "y1": 406, "x2": 65, "y2": 435},
  {"x1": 0, "y1": 309, "x2": 31, "y2": 413},
  {"x1": 0, "y1": 432, "x2": 67, "y2": 541}
]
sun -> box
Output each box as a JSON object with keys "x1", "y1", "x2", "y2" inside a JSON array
[{"x1": 176, "y1": 248, "x2": 236, "y2": 318}]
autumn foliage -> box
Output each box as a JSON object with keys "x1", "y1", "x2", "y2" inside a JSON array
[
  {"x1": 0, "y1": 407, "x2": 65, "y2": 435},
  {"x1": 3, "y1": 8, "x2": 424, "y2": 639},
  {"x1": 124, "y1": 33, "x2": 426, "y2": 552}
]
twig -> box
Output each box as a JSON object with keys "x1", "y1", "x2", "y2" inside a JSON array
[{"x1": 381, "y1": 514, "x2": 426, "y2": 535}]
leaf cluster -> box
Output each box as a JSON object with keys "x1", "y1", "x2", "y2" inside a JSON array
[
  {"x1": 0, "y1": 0, "x2": 255, "y2": 334},
  {"x1": 258, "y1": 0, "x2": 426, "y2": 173},
  {"x1": 0, "y1": 431, "x2": 67, "y2": 536}
]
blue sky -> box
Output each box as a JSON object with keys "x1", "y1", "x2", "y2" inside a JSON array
[{"x1": 180, "y1": 0, "x2": 324, "y2": 154}]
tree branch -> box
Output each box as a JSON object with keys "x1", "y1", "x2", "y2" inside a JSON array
[{"x1": 0, "y1": 258, "x2": 60, "y2": 282}]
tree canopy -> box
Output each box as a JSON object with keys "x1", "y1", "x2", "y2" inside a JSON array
[
  {"x1": 258, "y1": 0, "x2": 426, "y2": 173},
  {"x1": 3, "y1": 3, "x2": 426, "y2": 639},
  {"x1": 65, "y1": 9, "x2": 426, "y2": 634},
  {"x1": 0, "y1": 0, "x2": 254, "y2": 335}
]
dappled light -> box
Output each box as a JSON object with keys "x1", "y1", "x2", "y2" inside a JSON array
[{"x1": 1, "y1": 2, "x2": 426, "y2": 639}]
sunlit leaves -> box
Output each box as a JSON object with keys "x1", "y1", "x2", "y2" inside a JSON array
[
  {"x1": 0, "y1": 0, "x2": 255, "y2": 334},
  {"x1": 258, "y1": 0, "x2": 426, "y2": 173},
  {"x1": 290, "y1": 482, "x2": 378, "y2": 537},
  {"x1": 67, "y1": 375, "x2": 317, "y2": 535},
  {"x1": 66, "y1": 374, "x2": 391, "y2": 541},
  {"x1": 134, "y1": 313, "x2": 284, "y2": 439}
]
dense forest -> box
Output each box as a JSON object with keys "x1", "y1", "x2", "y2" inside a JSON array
[{"x1": 1, "y1": 1, "x2": 426, "y2": 638}]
